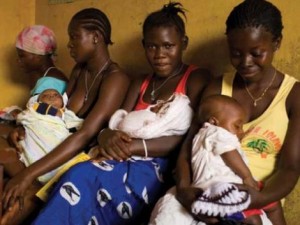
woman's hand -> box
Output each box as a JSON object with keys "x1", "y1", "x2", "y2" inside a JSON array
[
  {"x1": 176, "y1": 187, "x2": 219, "y2": 224},
  {"x1": 7, "y1": 126, "x2": 25, "y2": 152},
  {"x1": 243, "y1": 176, "x2": 260, "y2": 191},
  {"x1": 176, "y1": 187, "x2": 202, "y2": 211},
  {"x1": 235, "y1": 183, "x2": 266, "y2": 209},
  {"x1": 94, "y1": 128, "x2": 132, "y2": 161},
  {"x1": 2, "y1": 170, "x2": 34, "y2": 212}
]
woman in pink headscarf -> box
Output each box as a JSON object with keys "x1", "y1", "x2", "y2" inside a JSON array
[
  {"x1": 0, "y1": 25, "x2": 68, "y2": 179},
  {"x1": 15, "y1": 25, "x2": 68, "y2": 94},
  {"x1": 0, "y1": 24, "x2": 68, "y2": 144}
]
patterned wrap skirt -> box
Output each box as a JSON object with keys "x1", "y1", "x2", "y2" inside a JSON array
[{"x1": 32, "y1": 156, "x2": 170, "y2": 225}]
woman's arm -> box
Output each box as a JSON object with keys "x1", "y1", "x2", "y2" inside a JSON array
[
  {"x1": 95, "y1": 78, "x2": 145, "y2": 161},
  {"x1": 121, "y1": 76, "x2": 144, "y2": 111},
  {"x1": 174, "y1": 114, "x2": 220, "y2": 223},
  {"x1": 176, "y1": 116, "x2": 200, "y2": 190},
  {"x1": 3, "y1": 69, "x2": 130, "y2": 209},
  {"x1": 248, "y1": 82, "x2": 300, "y2": 208},
  {"x1": 175, "y1": 75, "x2": 221, "y2": 190},
  {"x1": 186, "y1": 68, "x2": 211, "y2": 111},
  {"x1": 97, "y1": 67, "x2": 212, "y2": 161},
  {"x1": 175, "y1": 77, "x2": 221, "y2": 211}
]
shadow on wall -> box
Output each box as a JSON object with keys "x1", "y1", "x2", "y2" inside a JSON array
[
  {"x1": 5, "y1": 48, "x2": 35, "y2": 107},
  {"x1": 111, "y1": 33, "x2": 150, "y2": 80},
  {"x1": 7, "y1": 48, "x2": 31, "y2": 107},
  {"x1": 276, "y1": 37, "x2": 300, "y2": 79},
  {"x1": 185, "y1": 35, "x2": 233, "y2": 78}
]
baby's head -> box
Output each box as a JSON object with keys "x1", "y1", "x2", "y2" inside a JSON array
[
  {"x1": 38, "y1": 89, "x2": 64, "y2": 109},
  {"x1": 198, "y1": 95, "x2": 246, "y2": 140}
]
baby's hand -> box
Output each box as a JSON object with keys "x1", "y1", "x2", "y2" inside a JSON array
[{"x1": 243, "y1": 176, "x2": 260, "y2": 191}]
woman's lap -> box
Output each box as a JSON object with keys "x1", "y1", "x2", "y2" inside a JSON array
[{"x1": 33, "y1": 158, "x2": 169, "y2": 225}]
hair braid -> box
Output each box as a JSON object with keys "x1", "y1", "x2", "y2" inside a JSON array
[
  {"x1": 71, "y1": 8, "x2": 113, "y2": 45},
  {"x1": 226, "y1": 0, "x2": 283, "y2": 40}
]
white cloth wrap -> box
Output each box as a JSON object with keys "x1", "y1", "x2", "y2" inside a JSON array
[
  {"x1": 109, "y1": 93, "x2": 193, "y2": 139},
  {"x1": 191, "y1": 182, "x2": 251, "y2": 217},
  {"x1": 17, "y1": 97, "x2": 83, "y2": 183},
  {"x1": 190, "y1": 124, "x2": 251, "y2": 218},
  {"x1": 191, "y1": 123, "x2": 247, "y2": 189}
]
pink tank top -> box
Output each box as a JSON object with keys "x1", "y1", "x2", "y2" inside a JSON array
[{"x1": 134, "y1": 65, "x2": 197, "y2": 110}]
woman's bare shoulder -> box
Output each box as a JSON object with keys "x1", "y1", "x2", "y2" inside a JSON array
[
  {"x1": 201, "y1": 76, "x2": 223, "y2": 99},
  {"x1": 104, "y1": 63, "x2": 130, "y2": 81},
  {"x1": 187, "y1": 67, "x2": 211, "y2": 90},
  {"x1": 68, "y1": 64, "x2": 84, "y2": 81},
  {"x1": 185, "y1": 67, "x2": 211, "y2": 108},
  {"x1": 100, "y1": 63, "x2": 131, "y2": 95}
]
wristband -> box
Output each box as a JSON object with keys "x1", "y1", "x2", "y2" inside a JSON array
[{"x1": 142, "y1": 139, "x2": 148, "y2": 158}]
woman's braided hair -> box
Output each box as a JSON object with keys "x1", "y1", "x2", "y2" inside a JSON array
[
  {"x1": 71, "y1": 8, "x2": 113, "y2": 45},
  {"x1": 143, "y1": 2, "x2": 187, "y2": 37},
  {"x1": 226, "y1": 0, "x2": 283, "y2": 40}
]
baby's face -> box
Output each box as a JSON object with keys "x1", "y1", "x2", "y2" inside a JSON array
[
  {"x1": 217, "y1": 106, "x2": 246, "y2": 140},
  {"x1": 38, "y1": 89, "x2": 63, "y2": 109}
]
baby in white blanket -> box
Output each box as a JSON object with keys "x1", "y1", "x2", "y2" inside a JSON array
[
  {"x1": 109, "y1": 93, "x2": 193, "y2": 140},
  {"x1": 16, "y1": 89, "x2": 83, "y2": 183}
]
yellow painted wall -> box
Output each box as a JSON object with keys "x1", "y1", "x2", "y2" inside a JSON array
[
  {"x1": 1, "y1": 0, "x2": 300, "y2": 107},
  {"x1": 0, "y1": 0, "x2": 35, "y2": 107},
  {"x1": 0, "y1": 0, "x2": 300, "y2": 101},
  {"x1": 34, "y1": 0, "x2": 300, "y2": 77}
]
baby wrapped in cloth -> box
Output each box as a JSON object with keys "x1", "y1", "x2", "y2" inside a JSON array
[
  {"x1": 190, "y1": 123, "x2": 251, "y2": 221},
  {"x1": 109, "y1": 93, "x2": 193, "y2": 140},
  {"x1": 17, "y1": 93, "x2": 83, "y2": 183}
]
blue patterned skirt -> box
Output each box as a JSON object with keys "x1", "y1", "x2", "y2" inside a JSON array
[{"x1": 32, "y1": 157, "x2": 170, "y2": 225}]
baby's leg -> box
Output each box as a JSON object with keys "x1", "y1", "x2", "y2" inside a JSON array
[{"x1": 264, "y1": 202, "x2": 286, "y2": 225}]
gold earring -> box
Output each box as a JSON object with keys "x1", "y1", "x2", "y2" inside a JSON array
[{"x1": 94, "y1": 39, "x2": 98, "y2": 44}]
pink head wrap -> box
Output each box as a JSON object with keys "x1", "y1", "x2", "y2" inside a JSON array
[{"x1": 16, "y1": 25, "x2": 57, "y2": 56}]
